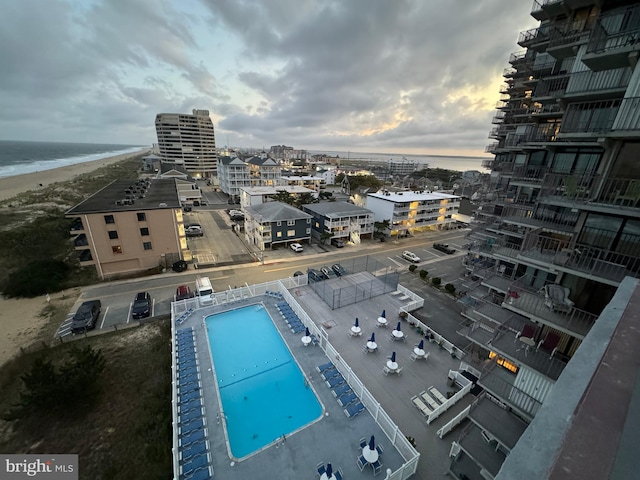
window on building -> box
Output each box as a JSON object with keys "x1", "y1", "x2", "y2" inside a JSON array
[
  {"x1": 143, "y1": 242, "x2": 152, "y2": 250},
  {"x1": 307, "y1": 218, "x2": 311, "y2": 224},
  {"x1": 277, "y1": 221, "x2": 282, "y2": 226},
  {"x1": 276, "y1": 232, "x2": 282, "y2": 238},
  {"x1": 104, "y1": 215, "x2": 115, "y2": 224},
  {"x1": 112, "y1": 245, "x2": 122, "y2": 254},
  {"x1": 306, "y1": 228, "x2": 311, "y2": 234},
  {"x1": 315, "y1": 221, "x2": 320, "y2": 228},
  {"x1": 288, "y1": 230, "x2": 295, "y2": 236},
  {"x1": 140, "y1": 227, "x2": 149, "y2": 236},
  {"x1": 108, "y1": 230, "x2": 119, "y2": 239},
  {"x1": 288, "y1": 220, "x2": 295, "y2": 226},
  {"x1": 137, "y1": 212, "x2": 146, "y2": 221}
]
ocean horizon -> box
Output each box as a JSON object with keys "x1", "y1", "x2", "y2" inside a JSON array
[
  {"x1": 309, "y1": 149, "x2": 489, "y2": 172},
  {"x1": 0, "y1": 140, "x2": 148, "y2": 179}
]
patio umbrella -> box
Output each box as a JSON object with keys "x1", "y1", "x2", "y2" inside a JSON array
[
  {"x1": 355, "y1": 317, "x2": 359, "y2": 328},
  {"x1": 381, "y1": 309, "x2": 386, "y2": 318},
  {"x1": 369, "y1": 435, "x2": 376, "y2": 451},
  {"x1": 417, "y1": 339, "x2": 424, "y2": 350},
  {"x1": 369, "y1": 332, "x2": 375, "y2": 343},
  {"x1": 326, "y1": 463, "x2": 333, "y2": 479},
  {"x1": 305, "y1": 327, "x2": 310, "y2": 337},
  {"x1": 396, "y1": 321, "x2": 402, "y2": 331},
  {"x1": 390, "y1": 352, "x2": 396, "y2": 363}
]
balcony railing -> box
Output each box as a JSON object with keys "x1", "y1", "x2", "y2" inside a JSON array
[
  {"x1": 506, "y1": 275, "x2": 597, "y2": 338},
  {"x1": 478, "y1": 361, "x2": 542, "y2": 419},
  {"x1": 519, "y1": 230, "x2": 640, "y2": 284},
  {"x1": 565, "y1": 67, "x2": 632, "y2": 96},
  {"x1": 560, "y1": 98, "x2": 621, "y2": 134},
  {"x1": 586, "y1": 4, "x2": 640, "y2": 55},
  {"x1": 511, "y1": 165, "x2": 548, "y2": 183},
  {"x1": 533, "y1": 74, "x2": 570, "y2": 98},
  {"x1": 518, "y1": 25, "x2": 551, "y2": 47},
  {"x1": 500, "y1": 204, "x2": 578, "y2": 231},
  {"x1": 539, "y1": 172, "x2": 599, "y2": 204}
]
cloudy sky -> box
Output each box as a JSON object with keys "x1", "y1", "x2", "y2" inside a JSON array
[{"x1": 0, "y1": 0, "x2": 537, "y2": 156}]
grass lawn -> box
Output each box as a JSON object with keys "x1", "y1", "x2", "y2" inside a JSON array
[{"x1": 0, "y1": 320, "x2": 172, "y2": 480}]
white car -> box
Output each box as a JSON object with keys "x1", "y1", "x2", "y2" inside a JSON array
[
  {"x1": 290, "y1": 243, "x2": 304, "y2": 253},
  {"x1": 402, "y1": 250, "x2": 420, "y2": 263}
]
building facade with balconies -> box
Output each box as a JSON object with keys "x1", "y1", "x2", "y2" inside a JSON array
[
  {"x1": 302, "y1": 202, "x2": 374, "y2": 245},
  {"x1": 66, "y1": 179, "x2": 187, "y2": 279},
  {"x1": 366, "y1": 190, "x2": 460, "y2": 236},
  {"x1": 155, "y1": 109, "x2": 217, "y2": 178},
  {"x1": 453, "y1": 1, "x2": 640, "y2": 478},
  {"x1": 244, "y1": 201, "x2": 312, "y2": 251}
]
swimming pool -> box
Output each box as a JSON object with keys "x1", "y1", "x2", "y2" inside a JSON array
[{"x1": 205, "y1": 304, "x2": 323, "y2": 459}]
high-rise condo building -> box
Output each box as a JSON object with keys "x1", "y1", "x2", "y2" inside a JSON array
[
  {"x1": 450, "y1": 1, "x2": 640, "y2": 478},
  {"x1": 155, "y1": 109, "x2": 217, "y2": 178}
]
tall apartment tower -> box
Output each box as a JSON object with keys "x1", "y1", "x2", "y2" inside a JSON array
[
  {"x1": 449, "y1": 1, "x2": 640, "y2": 478},
  {"x1": 155, "y1": 109, "x2": 217, "y2": 178}
]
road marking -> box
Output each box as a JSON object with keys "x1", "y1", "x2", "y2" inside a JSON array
[
  {"x1": 99, "y1": 306, "x2": 109, "y2": 329},
  {"x1": 151, "y1": 299, "x2": 156, "y2": 317},
  {"x1": 421, "y1": 249, "x2": 440, "y2": 258},
  {"x1": 127, "y1": 303, "x2": 132, "y2": 323},
  {"x1": 388, "y1": 257, "x2": 403, "y2": 267},
  {"x1": 450, "y1": 243, "x2": 463, "y2": 249}
]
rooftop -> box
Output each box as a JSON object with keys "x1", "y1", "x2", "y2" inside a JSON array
[
  {"x1": 65, "y1": 178, "x2": 180, "y2": 215},
  {"x1": 368, "y1": 191, "x2": 460, "y2": 203},
  {"x1": 302, "y1": 201, "x2": 373, "y2": 217},
  {"x1": 244, "y1": 201, "x2": 313, "y2": 222},
  {"x1": 241, "y1": 185, "x2": 315, "y2": 195}
]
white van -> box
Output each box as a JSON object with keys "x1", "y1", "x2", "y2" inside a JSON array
[{"x1": 195, "y1": 276, "x2": 214, "y2": 305}]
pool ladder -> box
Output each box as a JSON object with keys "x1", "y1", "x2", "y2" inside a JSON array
[{"x1": 216, "y1": 411, "x2": 228, "y2": 425}]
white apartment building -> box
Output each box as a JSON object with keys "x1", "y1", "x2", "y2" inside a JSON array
[
  {"x1": 155, "y1": 109, "x2": 217, "y2": 178},
  {"x1": 366, "y1": 190, "x2": 460, "y2": 236},
  {"x1": 239, "y1": 186, "x2": 317, "y2": 210}
]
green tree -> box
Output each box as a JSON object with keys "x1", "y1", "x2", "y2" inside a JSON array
[
  {"x1": 374, "y1": 220, "x2": 390, "y2": 238},
  {"x1": 270, "y1": 190, "x2": 295, "y2": 205},
  {"x1": 432, "y1": 277, "x2": 442, "y2": 287},
  {"x1": 419, "y1": 270, "x2": 428, "y2": 280},
  {"x1": 295, "y1": 192, "x2": 318, "y2": 208},
  {"x1": 408, "y1": 265, "x2": 417, "y2": 273},
  {"x1": 445, "y1": 283, "x2": 456, "y2": 294},
  {"x1": 320, "y1": 231, "x2": 332, "y2": 245}
]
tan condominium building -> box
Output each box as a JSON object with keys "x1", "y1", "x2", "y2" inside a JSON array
[
  {"x1": 66, "y1": 178, "x2": 188, "y2": 279},
  {"x1": 155, "y1": 109, "x2": 217, "y2": 179}
]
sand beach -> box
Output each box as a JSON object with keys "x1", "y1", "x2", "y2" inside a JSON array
[
  {"x1": 0, "y1": 148, "x2": 148, "y2": 201},
  {"x1": 0, "y1": 148, "x2": 148, "y2": 366}
]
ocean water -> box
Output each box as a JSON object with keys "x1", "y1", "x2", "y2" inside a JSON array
[
  {"x1": 310, "y1": 150, "x2": 489, "y2": 172},
  {"x1": 0, "y1": 140, "x2": 147, "y2": 179}
]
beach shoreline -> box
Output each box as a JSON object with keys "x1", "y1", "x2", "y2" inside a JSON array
[{"x1": 0, "y1": 148, "x2": 149, "y2": 201}]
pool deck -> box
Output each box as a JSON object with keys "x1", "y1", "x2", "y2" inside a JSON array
[{"x1": 175, "y1": 282, "x2": 473, "y2": 480}]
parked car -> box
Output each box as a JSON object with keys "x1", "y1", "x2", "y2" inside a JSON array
[
  {"x1": 290, "y1": 243, "x2": 304, "y2": 253},
  {"x1": 433, "y1": 243, "x2": 456, "y2": 254},
  {"x1": 193, "y1": 200, "x2": 200, "y2": 206},
  {"x1": 183, "y1": 206, "x2": 192, "y2": 213},
  {"x1": 320, "y1": 265, "x2": 337, "y2": 279},
  {"x1": 71, "y1": 300, "x2": 101, "y2": 334},
  {"x1": 331, "y1": 264, "x2": 347, "y2": 276},
  {"x1": 293, "y1": 271, "x2": 304, "y2": 277},
  {"x1": 331, "y1": 238, "x2": 345, "y2": 248},
  {"x1": 175, "y1": 285, "x2": 194, "y2": 301},
  {"x1": 185, "y1": 225, "x2": 203, "y2": 237},
  {"x1": 402, "y1": 250, "x2": 421, "y2": 263},
  {"x1": 172, "y1": 260, "x2": 188, "y2": 272},
  {"x1": 308, "y1": 268, "x2": 324, "y2": 282},
  {"x1": 131, "y1": 292, "x2": 152, "y2": 319}
]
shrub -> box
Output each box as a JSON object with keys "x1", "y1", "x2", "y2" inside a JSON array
[
  {"x1": 432, "y1": 277, "x2": 442, "y2": 287},
  {"x1": 4, "y1": 345, "x2": 106, "y2": 420},
  {"x1": 408, "y1": 264, "x2": 417, "y2": 273},
  {"x1": 1, "y1": 259, "x2": 71, "y2": 297},
  {"x1": 444, "y1": 283, "x2": 456, "y2": 294},
  {"x1": 419, "y1": 269, "x2": 428, "y2": 280}
]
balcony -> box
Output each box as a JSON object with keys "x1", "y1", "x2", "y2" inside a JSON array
[
  {"x1": 500, "y1": 204, "x2": 577, "y2": 232},
  {"x1": 69, "y1": 217, "x2": 84, "y2": 232},
  {"x1": 467, "y1": 315, "x2": 568, "y2": 381},
  {"x1": 564, "y1": 67, "x2": 631, "y2": 99},
  {"x1": 78, "y1": 249, "x2": 94, "y2": 264},
  {"x1": 559, "y1": 98, "x2": 621, "y2": 135},
  {"x1": 468, "y1": 394, "x2": 529, "y2": 451},
  {"x1": 532, "y1": 74, "x2": 570, "y2": 99},
  {"x1": 511, "y1": 165, "x2": 548, "y2": 184},
  {"x1": 518, "y1": 25, "x2": 551, "y2": 50},
  {"x1": 457, "y1": 422, "x2": 507, "y2": 478},
  {"x1": 547, "y1": 18, "x2": 592, "y2": 59},
  {"x1": 73, "y1": 234, "x2": 89, "y2": 249},
  {"x1": 539, "y1": 172, "x2": 599, "y2": 206},
  {"x1": 518, "y1": 230, "x2": 640, "y2": 286},
  {"x1": 505, "y1": 277, "x2": 597, "y2": 338},
  {"x1": 583, "y1": 5, "x2": 640, "y2": 71},
  {"x1": 478, "y1": 361, "x2": 542, "y2": 419}
]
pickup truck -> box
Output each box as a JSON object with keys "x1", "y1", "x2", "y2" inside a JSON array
[{"x1": 71, "y1": 300, "x2": 102, "y2": 334}]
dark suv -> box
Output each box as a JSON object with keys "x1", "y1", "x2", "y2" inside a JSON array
[
  {"x1": 71, "y1": 300, "x2": 101, "y2": 334},
  {"x1": 131, "y1": 292, "x2": 152, "y2": 319},
  {"x1": 433, "y1": 243, "x2": 456, "y2": 254}
]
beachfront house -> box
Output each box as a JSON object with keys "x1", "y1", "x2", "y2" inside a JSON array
[
  {"x1": 244, "y1": 202, "x2": 312, "y2": 251},
  {"x1": 66, "y1": 178, "x2": 189, "y2": 279}
]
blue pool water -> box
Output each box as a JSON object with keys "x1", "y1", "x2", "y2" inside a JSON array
[{"x1": 205, "y1": 304, "x2": 322, "y2": 459}]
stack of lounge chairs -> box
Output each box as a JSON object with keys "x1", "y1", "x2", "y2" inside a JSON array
[
  {"x1": 176, "y1": 308, "x2": 194, "y2": 325},
  {"x1": 410, "y1": 386, "x2": 448, "y2": 421},
  {"x1": 316, "y1": 362, "x2": 366, "y2": 419},
  {"x1": 276, "y1": 301, "x2": 306, "y2": 333},
  {"x1": 175, "y1": 328, "x2": 213, "y2": 480},
  {"x1": 265, "y1": 290, "x2": 283, "y2": 299}
]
